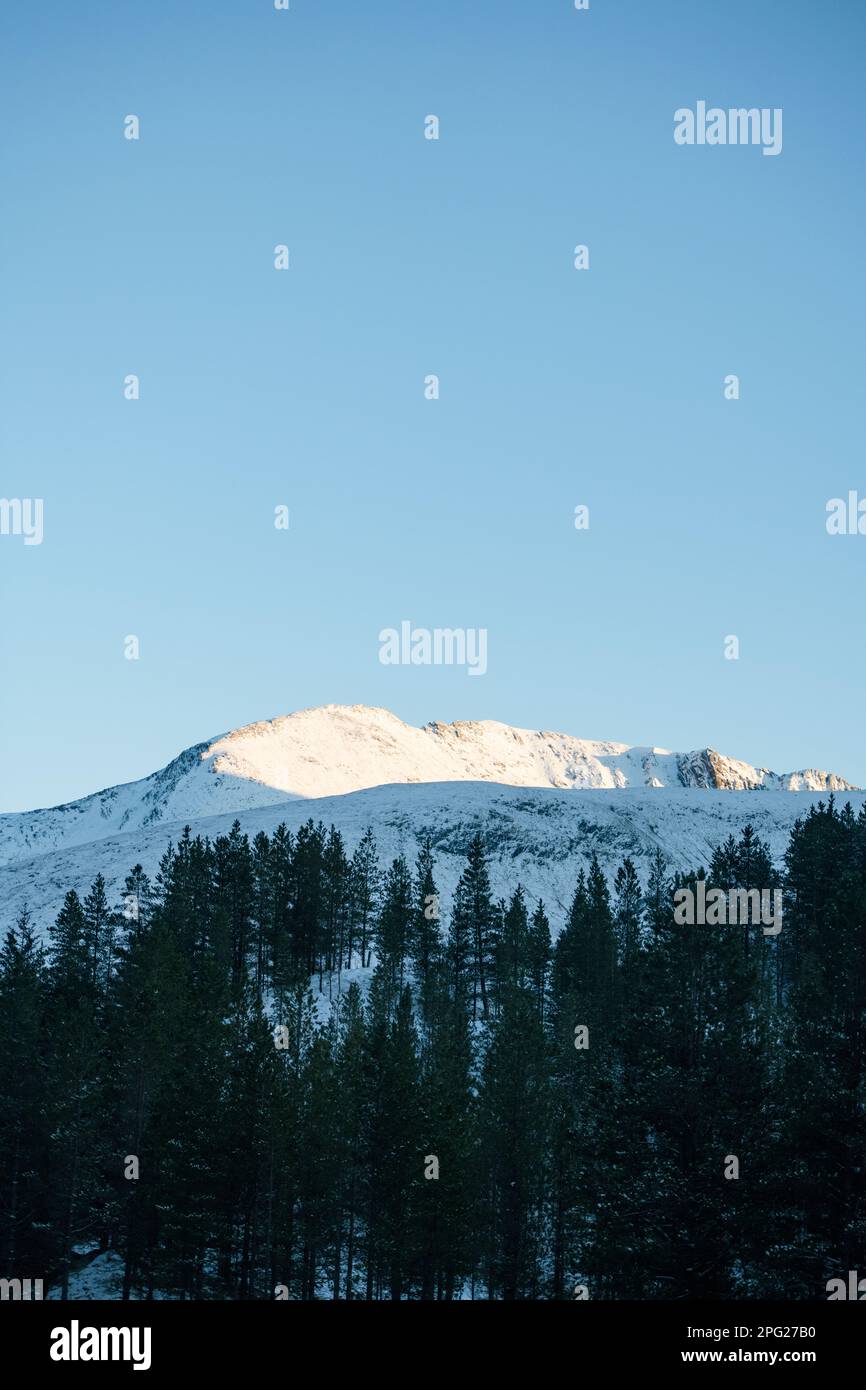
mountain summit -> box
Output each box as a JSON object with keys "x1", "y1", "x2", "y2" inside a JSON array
[{"x1": 0, "y1": 704, "x2": 856, "y2": 868}]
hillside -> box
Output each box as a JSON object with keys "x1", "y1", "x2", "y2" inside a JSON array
[
  {"x1": 5, "y1": 780, "x2": 865, "y2": 937},
  {"x1": 0, "y1": 705, "x2": 856, "y2": 870}
]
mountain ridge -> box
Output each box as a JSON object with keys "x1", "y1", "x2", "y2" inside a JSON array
[{"x1": 0, "y1": 703, "x2": 857, "y2": 870}]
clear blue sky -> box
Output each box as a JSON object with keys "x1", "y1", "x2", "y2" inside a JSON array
[{"x1": 2, "y1": 0, "x2": 865, "y2": 812}]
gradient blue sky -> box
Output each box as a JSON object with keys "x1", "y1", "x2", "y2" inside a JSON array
[{"x1": 2, "y1": 0, "x2": 865, "y2": 812}]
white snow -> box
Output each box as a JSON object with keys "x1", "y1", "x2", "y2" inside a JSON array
[
  {"x1": 0, "y1": 705, "x2": 855, "y2": 870},
  {"x1": 4, "y1": 779, "x2": 864, "y2": 940}
]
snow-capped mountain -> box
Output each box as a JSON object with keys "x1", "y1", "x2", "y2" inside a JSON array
[{"x1": 0, "y1": 704, "x2": 856, "y2": 870}]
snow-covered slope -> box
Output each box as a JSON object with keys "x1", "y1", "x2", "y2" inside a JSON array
[
  {"x1": 0, "y1": 705, "x2": 856, "y2": 870},
  {"x1": 5, "y1": 781, "x2": 866, "y2": 939}
]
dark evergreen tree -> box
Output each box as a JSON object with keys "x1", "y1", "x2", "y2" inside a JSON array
[
  {"x1": 0, "y1": 910, "x2": 47, "y2": 1277},
  {"x1": 375, "y1": 856, "x2": 414, "y2": 1015},
  {"x1": 527, "y1": 900, "x2": 551, "y2": 1023},
  {"x1": 451, "y1": 833, "x2": 497, "y2": 1021},
  {"x1": 478, "y1": 975, "x2": 549, "y2": 1299},
  {"x1": 348, "y1": 828, "x2": 380, "y2": 971},
  {"x1": 44, "y1": 888, "x2": 106, "y2": 1299},
  {"x1": 411, "y1": 838, "x2": 443, "y2": 1031}
]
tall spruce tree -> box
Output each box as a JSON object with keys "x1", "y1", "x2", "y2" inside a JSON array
[{"x1": 0, "y1": 910, "x2": 47, "y2": 1277}]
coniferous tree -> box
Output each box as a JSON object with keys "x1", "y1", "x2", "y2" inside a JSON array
[
  {"x1": 348, "y1": 828, "x2": 380, "y2": 971},
  {"x1": 417, "y1": 968, "x2": 478, "y2": 1298},
  {"x1": 322, "y1": 827, "x2": 351, "y2": 995},
  {"x1": 376, "y1": 856, "x2": 414, "y2": 1014},
  {"x1": 44, "y1": 888, "x2": 105, "y2": 1299},
  {"x1": 478, "y1": 974, "x2": 549, "y2": 1299},
  {"x1": 527, "y1": 900, "x2": 551, "y2": 1024},
  {"x1": 451, "y1": 833, "x2": 497, "y2": 1021},
  {"x1": 0, "y1": 910, "x2": 47, "y2": 1277},
  {"x1": 411, "y1": 838, "x2": 442, "y2": 1031},
  {"x1": 379, "y1": 986, "x2": 424, "y2": 1300},
  {"x1": 334, "y1": 983, "x2": 367, "y2": 1299}
]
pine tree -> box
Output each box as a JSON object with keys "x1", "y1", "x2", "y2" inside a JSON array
[
  {"x1": 251, "y1": 831, "x2": 273, "y2": 1000},
  {"x1": 348, "y1": 828, "x2": 380, "y2": 971},
  {"x1": 527, "y1": 900, "x2": 551, "y2": 1023},
  {"x1": 770, "y1": 800, "x2": 866, "y2": 1294},
  {"x1": 378, "y1": 986, "x2": 423, "y2": 1300},
  {"x1": 322, "y1": 827, "x2": 350, "y2": 995},
  {"x1": 411, "y1": 838, "x2": 443, "y2": 1031},
  {"x1": 0, "y1": 910, "x2": 47, "y2": 1276},
  {"x1": 613, "y1": 857, "x2": 642, "y2": 974},
  {"x1": 294, "y1": 1013, "x2": 341, "y2": 1299},
  {"x1": 478, "y1": 976, "x2": 549, "y2": 1299},
  {"x1": 375, "y1": 856, "x2": 414, "y2": 1015},
  {"x1": 496, "y1": 887, "x2": 530, "y2": 1003},
  {"x1": 289, "y1": 820, "x2": 327, "y2": 982},
  {"x1": 82, "y1": 874, "x2": 112, "y2": 995},
  {"x1": 642, "y1": 846, "x2": 670, "y2": 943},
  {"x1": 451, "y1": 833, "x2": 497, "y2": 1021},
  {"x1": 417, "y1": 977, "x2": 477, "y2": 1298},
  {"x1": 264, "y1": 824, "x2": 294, "y2": 1002},
  {"x1": 333, "y1": 983, "x2": 367, "y2": 1299},
  {"x1": 44, "y1": 890, "x2": 105, "y2": 1299}
]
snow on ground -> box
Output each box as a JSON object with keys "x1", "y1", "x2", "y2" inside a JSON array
[
  {"x1": 46, "y1": 1251, "x2": 173, "y2": 1301},
  {"x1": 4, "y1": 778, "x2": 863, "y2": 940}
]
